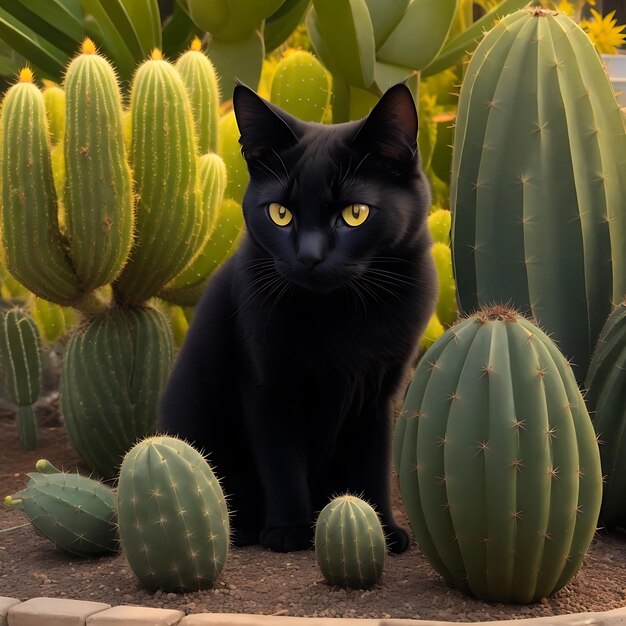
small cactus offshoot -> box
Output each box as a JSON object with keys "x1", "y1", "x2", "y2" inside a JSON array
[
  {"x1": 315, "y1": 495, "x2": 386, "y2": 588},
  {"x1": 4, "y1": 459, "x2": 118, "y2": 556},
  {"x1": 116, "y1": 436, "x2": 230, "y2": 592}
]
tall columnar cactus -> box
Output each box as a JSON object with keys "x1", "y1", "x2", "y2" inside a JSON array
[
  {"x1": 4, "y1": 459, "x2": 118, "y2": 556},
  {"x1": 60, "y1": 306, "x2": 173, "y2": 479},
  {"x1": 112, "y1": 49, "x2": 201, "y2": 306},
  {"x1": 585, "y1": 301, "x2": 626, "y2": 529},
  {"x1": 270, "y1": 50, "x2": 331, "y2": 123},
  {"x1": 117, "y1": 436, "x2": 230, "y2": 592},
  {"x1": 0, "y1": 308, "x2": 42, "y2": 450},
  {"x1": 394, "y1": 306, "x2": 602, "y2": 603},
  {"x1": 1, "y1": 68, "x2": 84, "y2": 307},
  {"x1": 315, "y1": 495, "x2": 386, "y2": 588},
  {"x1": 451, "y1": 8, "x2": 626, "y2": 381},
  {"x1": 219, "y1": 111, "x2": 249, "y2": 204},
  {"x1": 175, "y1": 38, "x2": 221, "y2": 154},
  {"x1": 63, "y1": 38, "x2": 134, "y2": 292}
]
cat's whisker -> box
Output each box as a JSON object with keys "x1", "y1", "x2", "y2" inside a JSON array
[
  {"x1": 232, "y1": 273, "x2": 283, "y2": 317},
  {"x1": 359, "y1": 275, "x2": 403, "y2": 301},
  {"x1": 354, "y1": 276, "x2": 387, "y2": 305},
  {"x1": 257, "y1": 159, "x2": 289, "y2": 186},
  {"x1": 365, "y1": 268, "x2": 419, "y2": 286},
  {"x1": 271, "y1": 149, "x2": 290, "y2": 181},
  {"x1": 347, "y1": 278, "x2": 368, "y2": 317},
  {"x1": 262, "y1": 279, "x2": 292, "y2": 340}
]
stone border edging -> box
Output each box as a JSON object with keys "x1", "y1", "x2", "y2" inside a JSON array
[{"x1": 2, "y1": 597, "x2": 626, "y2": 626}]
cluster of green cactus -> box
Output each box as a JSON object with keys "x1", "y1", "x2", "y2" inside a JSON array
[
  {"x1": 306, "y1": 0, "x2": 530, "y2": 121},
  {"x1": 116, "y1": 436, "x2": 230, "y2": 592},
  {"x1": 315, "y1": 495, "x2": 386, "y2": 588},
  {"x1": 395, "y1": 306, "x2": 602, "y2": 602},
  {"x1": 4, "y1": 460, "x2": 118, "y2": 556},
  {"x1": 0, "y1": 308, "x2": 42, "y2": 449},
  {"x1": 585, "y1": 301, "x2": 626, "y2": 529},
  {"x1": 0, "y1": 37, "x2": 240, "y2": 477},
  {"x1": 450, "y1": 8, "x2": 626, "y2": 382}
]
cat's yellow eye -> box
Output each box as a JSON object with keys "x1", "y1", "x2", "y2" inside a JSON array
[
  {"x1": 342, "y1": 203, "x2": 370, "y2": 227},
  {"x1": 268, "y1": 202, "x2": 293, "y2": 226}
]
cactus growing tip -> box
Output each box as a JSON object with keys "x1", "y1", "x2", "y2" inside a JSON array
[
  {"x1": 81, "y1": 38, "x2": 97, "y2": 55},
  {"x1": 191, "y1": 37, "x2": 202, "y2": 52},
  {"x1": 150, "y1": 48, "x2": 163, "y2": 61},
  {"x1": 18, "y1": 67, "x2": 33, "y2": 83}
]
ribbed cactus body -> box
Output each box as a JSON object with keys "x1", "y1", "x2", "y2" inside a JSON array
[
  {"x1": 394, "y1": 307, "x2": 602, "y2": 603},
  {"x1": 218, "y1": 111, "x2": 249, "y2": 204},
  {"x1": 432, "y1": 242, "x2": 457, "y2": 328},
  {"x1": 63, "y1": 48, "x2": 134, "y2": 292},
  {"x1": 113, "y1": 55, "x2": 200, "y2": 306},
  {"x1": 585, "y1": 302, "x2": 626, "y2": 528},
  {"x1": 5, "y1": 459, "x2": 118, "y2": 556},
  {"x1": 450, "y1": 9, "x2": 626, "y2": 381},
  {"x1": 117, "y1": 436, "x2": 230, "y2": 592},
  {"x1": 0, "y1": 308, "x2": 42, "y2": 450},
  {"x1": 160, "y1": 198, "x2": 244, "y2": 306},
  {"x1": 270, "y1": 50, "x2": 331, "y2": 122},
  {"x1": 176, "y1": 44, "x2": 220, "y2": 154},
  {"x1": 60, "y1": 306, "x2": 173, "y2": 479},
  {"x1": 315, "y1": 495, "x2": 386, "y2": 588},
  {"x1": 0, "y1": 77, "x2": 82, "y2": 305},
  {"x1": 42, "y1": 85, "x2": 65, "y2": 144}
]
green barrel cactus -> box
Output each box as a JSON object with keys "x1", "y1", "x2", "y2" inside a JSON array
[
  {"x1": 394, "y1": 306, "x2": 602, "y2": 603},
  {"x1": 451, "y1": 8, "x2": 626, "y2": 381},
  {"x1": 4, "y1": 459, "x2": 118, "y2": 556},
  {"x1": 585, "y1": 301, "x2": 626, "y2": 529},
  {"x1": 117, "y1": 436, "x2": 230, "y2": 592},
  {"x1": 270, "y1": 50, "x2": 331, "y2": 123},
  {"x1": 42, "y1": 84, "x2": 65, "y2": 145},
  {"x1": 0, "y1": 308, "x2": 42, "y2": 450},
  {"x1": 63, "y1": 39, "x2": 134, "y2": 292},
  {"x1": 1, "y1": 68, "x2": 83, "y2": 306},
  {"x1": 315, "y1": 495, "x2": 386, "y2": 588},
  {"x1": 113, "y1": 49, "x2": 201, "y2": 306},
  {"x1": 176, "y1": 38, "x2": 221, "y2": 154},
  {"x1": 60, "y1": 306, "x2": 173, "y2": 479}
]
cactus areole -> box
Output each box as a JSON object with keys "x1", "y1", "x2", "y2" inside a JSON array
[
  {"x1": 451, "y1": 8, "x2": 626, "y2": 381},
  {"x1": 394, "y1": 306, "x2": 602, "y2": 603}
]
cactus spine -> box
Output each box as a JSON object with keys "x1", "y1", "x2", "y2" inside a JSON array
[
  {"x1": 60, "y1": 306, "x2": 173, "y2": 479},
  {"x1": 0, "y1": 308, "x2": 41, "y2": 450},
  {"x1": 451, "y1": 9, "x2": 626, "y2": 381},
  {"x1": 315, "y1": 495, "x2": 386, "y2": 588},
  {"x1": 394, "y1": 306, "x2": 602, "y2": 603},
  {"x1": 63, "y1": 40, "x2": 134, "y2": 291},
  {"x1": 4, "y1": 459, "x2": 118, "y2": 556},
  {"x1": 117, "y1": 436, "x2": 230, "y2": 592},
  {"x1": 0, "y1": 69, "x2": 82, "y2": 305},
  {"x1": 585, "y1": 301, "x2": 626, "y2": 529},
  {"x1": 113, "y1": 50, "x2": 201, "y2": 306}
]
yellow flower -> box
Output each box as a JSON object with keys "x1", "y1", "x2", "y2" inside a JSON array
[
  {"x1": 580, "y1": 9, "x2": 626, "y2": 55},
  {"x1": 556, "y1": 0, "x2": 575, "y2": 15}
]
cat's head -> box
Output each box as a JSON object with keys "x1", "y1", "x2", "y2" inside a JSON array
[{"x1": 233, "y1": 82, "x2": 430, "y2": 294}]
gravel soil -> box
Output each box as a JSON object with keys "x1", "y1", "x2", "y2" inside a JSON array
[{"x1": 2, "y1": 403, "x2": 626, "y2": 622}]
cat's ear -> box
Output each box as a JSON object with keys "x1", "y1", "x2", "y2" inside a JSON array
[
  {"x1": 233, "y1": 83, "x2": 302, "y2": 160},
  {"x1": 351, "y1": 83, "x2": 418, "y2": 162}
]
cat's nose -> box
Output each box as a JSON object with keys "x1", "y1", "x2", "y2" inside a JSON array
[{"x1": 297, "y1": 231, "x2": 327, "y2": 269}]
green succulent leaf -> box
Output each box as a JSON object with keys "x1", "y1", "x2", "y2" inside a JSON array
[
  {"x1": 422, "y1": 0, "x2": 530, "y2": 77},
  {"x1": 119, "y1": 0, "x2": 162, "y2": 54},
  {"x1": 162, "y1": 2, "x2": 196, "y2": 57},
  {"x1": 264, "y1": 0, "x2": 311, "y2": 52},
  {"x1": 363, "y1": 0, "x2": 410, "y2": 48},
  {"x1": 310, "y1": 0, "x2": 375, "y2": 90},
  {"x1": 377, "y1": 0, "x2": 458, "y2": 71}
]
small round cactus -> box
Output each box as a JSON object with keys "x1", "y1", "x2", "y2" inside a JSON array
[
  {"x1": 117, "y1": 436, "x2": 230, "y2": 592},
  {"x1": 315, "y1": 495, "x2": 386, "y2": 588},
  {"x1": 4, "y1": 459, "x2": 118, "y2": 556}
]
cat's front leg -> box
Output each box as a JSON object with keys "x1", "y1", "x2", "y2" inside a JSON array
[{"x1": 244, "y1": 396, "x2": 314, "y2": 552}]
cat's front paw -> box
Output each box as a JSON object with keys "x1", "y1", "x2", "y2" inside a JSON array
[
  {"x1": 260, "y1": 525, "x2": 314, "y2": 552},
  {"x1": 385, "y1": 524, "x2": 411, "y2": 554}
]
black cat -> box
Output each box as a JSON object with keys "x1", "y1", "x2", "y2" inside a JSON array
[{"x1": 159, "y1": 82, "x2": 438, "y2": 553}]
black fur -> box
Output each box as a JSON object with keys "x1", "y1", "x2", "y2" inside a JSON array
[{"x1": 159, "y1": 83, "x2": 438, "y2": 553}]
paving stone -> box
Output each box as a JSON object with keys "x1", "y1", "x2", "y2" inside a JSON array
[
  {"x1": 180, "y1": 615, "x2": 378, "y2": 626},
  {"x1": 0, "y1": 598, "x2": 20, "y2": 626},
  {"x1": 8, "y1": 597, "x2": 110, "y2": 626},
  {"x1": 86, "y1": 605, "x2": 184, "y2": 625}
]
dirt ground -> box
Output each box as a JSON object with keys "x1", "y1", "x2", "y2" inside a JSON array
[{"x1": 2, "y1": 400, "x2": 626, "y2": 622}]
